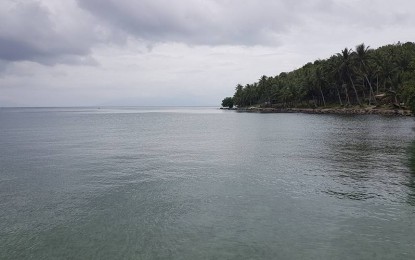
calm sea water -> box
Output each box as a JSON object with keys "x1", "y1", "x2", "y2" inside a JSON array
[{"x1": 1, "y1": 107, "x2": 415, "y2": 259}]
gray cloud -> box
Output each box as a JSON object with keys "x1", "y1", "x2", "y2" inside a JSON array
[
  {"x1": 76, "y1": 0, "x2": 415, "y2": 47},
  {"x1": 2, "y1": 0, "x2": 414, "y2": 67},
  {"x1": 76, "y1": 0, "x2": 304, "y2": 46},
  {"x1": 0, "y1": 0, "x2": 98, "y2": 65},
  {"x1": 1, "y1": 0, "x2": 415, "y2": 107}
]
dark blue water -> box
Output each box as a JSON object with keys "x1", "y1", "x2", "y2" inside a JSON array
[{"x1": 1, "y1": 107, "x2": 415, "y2": 259}]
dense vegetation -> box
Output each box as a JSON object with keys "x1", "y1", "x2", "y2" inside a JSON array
[
  {"x1": 223, "y1": 42, "x2": 415, "y2": 112},
  {"x1": 221, "y1": 97, "x2": 234, "y2": 108}
]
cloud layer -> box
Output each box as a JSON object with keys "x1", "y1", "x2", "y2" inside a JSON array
[
  {"x1": 2, "y1": 0, "x2": 414, "y2": 66},
  {"x1": 1, "y1": 0, "x2": 414, "y2": 106},
  {"x1": 77, "y1": 0, "x2": 300, "y2": 46},
  {"x1": 0, "y1": 1, "x2": 101, "y2": 65}
]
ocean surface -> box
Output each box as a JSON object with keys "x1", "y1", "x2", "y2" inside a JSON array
[{"x1": 1, "y1": 107, "x2": 415, "y2": 259}]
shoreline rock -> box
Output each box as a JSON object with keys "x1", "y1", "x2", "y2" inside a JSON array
[{"x1": 234, "y1": 107, "x2": 413, "y2": 116}]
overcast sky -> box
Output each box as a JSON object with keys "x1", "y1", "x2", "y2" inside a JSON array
[{"x1": 1, "y1": 0, "x2": 414, "y2": 107}]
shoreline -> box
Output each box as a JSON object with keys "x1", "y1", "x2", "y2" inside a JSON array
[{"x1": 221, "y1": 107, "x2": 413, "y2": 116}]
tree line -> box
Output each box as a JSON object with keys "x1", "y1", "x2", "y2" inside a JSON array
[{"x1": 222, "y1": 42, "x2": 415, "y2": 112}]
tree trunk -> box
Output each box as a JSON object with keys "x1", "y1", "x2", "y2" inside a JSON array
[
  {"x1": 362, "y1": 78, "x2": 366, "y2": 101},
  {"x1": 364, "y1": 74, "x2": 377, "y2": 104},
  {"x1": 336, "y1": 85, "x2": 343, "y2": 106},
  {"x1": 376, "y1": 75, "x2": 379, "y2": 95},
  {"x1": 319, "y1": 85, "x2": 326, "y2": 107},
  {"x1": 348, "y1": 75, "x2": 361, "y2": 105},
  {"x1": 343, "y1": 84, "x2": 351, "y2": 106}
]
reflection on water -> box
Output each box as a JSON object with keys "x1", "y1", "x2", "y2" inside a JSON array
[
  {"x1": 406, "y1": 140, "x2": 415, "y2": 206},
  {"x1": 321, "y1": 115, "x2": 413, "y2": 203},
  {"x1": 323, "y1": 189, "x2": 377, "y2": 201}
]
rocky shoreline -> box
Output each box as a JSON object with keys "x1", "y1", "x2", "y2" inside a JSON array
[{"x1": 223, "y1": 107, "x2": 413, "y2": 116}]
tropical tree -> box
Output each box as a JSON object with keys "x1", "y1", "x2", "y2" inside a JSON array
[
  {"x1": 221, "y1": 97, "x2": 234, "y2": 108},
  {"x1": 355, "y1": 43, "x2": 376, "y2": 104},
  {"x1": 337, "y1": 48, "x2": 361, "y2": 105},
  {"x1": 313, "y1": 63, "x2": 327, "y2": 107},
  {"x1": 223, "y1": 42, "x2": 415, "y2": 111}
]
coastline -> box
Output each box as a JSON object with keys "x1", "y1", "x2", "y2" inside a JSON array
[{"x1": 221, "y1": 107, "x2": 413, "y2": 116}]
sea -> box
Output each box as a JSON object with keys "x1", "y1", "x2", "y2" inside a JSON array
[{"x1": 1, "y1": 107, "x2": 414, "y2": 259}]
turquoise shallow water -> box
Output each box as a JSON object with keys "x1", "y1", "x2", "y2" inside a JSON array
[{"x1": 1, "y1": 107, "x2": 415, "y2": 259}]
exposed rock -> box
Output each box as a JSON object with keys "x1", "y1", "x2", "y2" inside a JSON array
[{"x1": 235, "y1": 107, "x2": 413, "y2": 116}]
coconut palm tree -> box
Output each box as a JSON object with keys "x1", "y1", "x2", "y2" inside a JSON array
[
  {"x1": 313, "y1": 65, "x2": 327, "y2": 107},
  {"x1": 337, "y1": 48, "x2": 361, "y2": 105},
  {"x1": 355, "y1": 43, "x2": 376, "y2": 104}
]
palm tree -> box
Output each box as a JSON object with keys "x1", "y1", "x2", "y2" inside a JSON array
[
  {"x1": 323, "y1": 56, "x2": 344, "y2": 106},
  {"x1": 233, "y1": 84, "x2": 244, "y2": 107},
  {"x1": 355, "y1": 43, "x2": 376, "y2": 104},
  {"x1": 223, "y1": 41, "x2": 415, "y2": 110},
  {"x1": 313, "y1": 65, "x2": 326, "y2": 107},
  {"x1": 337, "y1": 48, "x2": 361, "y2": 105},
  {"x1": 258, "y1": 75, "x2": 270, "y2": 104}
]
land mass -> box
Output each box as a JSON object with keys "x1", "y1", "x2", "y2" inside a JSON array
[
  {"x1": 222, "y1": 106, "x2": 412, "y2": 116},
  {"x1": 221, "y1": 42, "x2": 415, "y2": 115}
]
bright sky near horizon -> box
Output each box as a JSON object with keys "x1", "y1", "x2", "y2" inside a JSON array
[{"x1": 1, "y1": 0, "x2": 415, "y2": 107}]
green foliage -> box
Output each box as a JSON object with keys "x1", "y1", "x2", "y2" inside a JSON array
[
  {"x1": 224, "y1": 42, "x2": 415, "y2": 110},
  {"x1": 221, "y1": 97, "x2": 234, "y2": 108},
  {"x1": 402, "y1": 81, "x2": 415, "y2": 113}
]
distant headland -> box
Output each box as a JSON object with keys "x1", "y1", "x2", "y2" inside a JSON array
[
  {"x1": 221, "y1": 106, "x2": 412, "y2": 116},
  {"x1": 221, "y1": 42, "x2": 415, "y2": 116}
]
